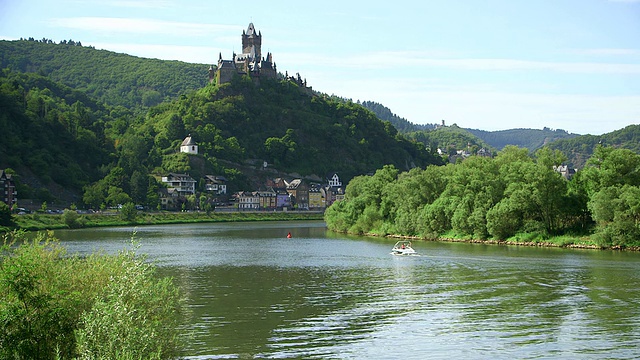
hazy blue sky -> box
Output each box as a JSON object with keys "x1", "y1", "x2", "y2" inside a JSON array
[{"x1": 1, "y1": 0, "x2": 638, "y2": 134}]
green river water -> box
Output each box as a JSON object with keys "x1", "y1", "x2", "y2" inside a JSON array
[{"x1": 54, "y1": 221, "x2": 640, "y2": 359}]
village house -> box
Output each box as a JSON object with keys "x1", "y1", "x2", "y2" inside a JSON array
[
  {"x1": 257, "y1": 188, "x2": 277, "y2": 209},
  {"x1": 236, "y1": 191, "x2": 260, "y2": 210},
  {"x1": 286, "y1": 179, "x2": 309, "y2": 210},
  {"x1": 158, "y1": 187, "x2": 180, "y2": 210},
  {"x1": 161, "y1": 173, "x2": 196, "y2": 196},
  {"x1": 204, "y1": 175, "x2": 227, "y2": 195},
  {"x1": 308, "y1": 184, "x2": 325, "y2": 209},
  {"x1": 0, "y1": 169, "x2": 17, "y2": 207},
  {"x1": 554, "y1": 165, "x2": 577, "y2": 179},
  {"x1": 324, "y1": 173, "x2": 344, "y2": 207}
]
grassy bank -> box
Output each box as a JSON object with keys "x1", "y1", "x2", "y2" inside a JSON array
[
  {"x1": 381, "y1": 229, "x2": 636, "y2": 251},
  {"x1": 12, "y1": 211, "x2": 325, "y2": 231}
]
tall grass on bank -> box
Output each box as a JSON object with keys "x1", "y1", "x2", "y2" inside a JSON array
[
  {"x1": 0, "y1": 231, "x2": 185, "y2": 359},
  {"x1": 12, "y1": 210, "x2": 325, "y2": 231}
]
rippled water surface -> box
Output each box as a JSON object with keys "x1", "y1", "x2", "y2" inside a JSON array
[{"x1": 55, "y1": 221, "x2": 640, "y2": 359}]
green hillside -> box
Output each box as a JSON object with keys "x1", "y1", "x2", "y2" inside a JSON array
[
  {"x1": 546, "y1": 124, "x2": 640, "y2": 168},
  {"x1": 467, "y1": 127, "x2": 578, "y2": 152},
  {"x1": 0, "y1": 70, "x2": 115, "y2": 202},
  {"x1": 0, "y1": 39, "x2": 208, "y2": 111},
  {"x1": 139, "y1": 75, "x2": 444, "y2": 182},
  {"x1": 406, "y1": 124, "x2": 495, "y2": 157}
]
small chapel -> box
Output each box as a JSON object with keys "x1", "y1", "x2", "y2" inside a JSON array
[{"x1": 180, "y1": 134, "x2": 198, "y2": 155}]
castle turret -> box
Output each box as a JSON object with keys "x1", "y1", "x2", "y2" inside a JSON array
[{"x1": 242, "y1": 22, "x2": 262, "y2": 61}]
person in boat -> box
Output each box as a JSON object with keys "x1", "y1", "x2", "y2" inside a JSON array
[{"x1": 401, "y1": 243, "x2": 405, "y2": 249}]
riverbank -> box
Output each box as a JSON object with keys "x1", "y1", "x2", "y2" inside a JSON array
[{"x1": 9, "y1": 211, "x2": 325, "y2": 232}]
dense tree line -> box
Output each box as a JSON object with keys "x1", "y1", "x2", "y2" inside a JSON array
[{"x1": 325, "y1": 145, "x2": 640, "y2": 248}]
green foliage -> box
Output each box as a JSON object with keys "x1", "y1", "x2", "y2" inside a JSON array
[
  {"x1": 325, "y1": 145, "x2": 640, "y2": 248},
  {"x1": 119, "y1": 202, "x2": 138, "y2": 222},
  {"x1": 407, "y1": 124, "x2": 494, "y2": 159},
  {"x1": 0, "y1": 39, "x2": 207, "y2": 111},
  {"x1": 0, "y1": 231, "x2": 185, "y2": 359},
  {"x1": 62, "y1": 208, "x2": 82, "y2": 228},
  {"x1": 0, "y1": 69, "x2": 113, "y2": 193},
  {"x1": 0, "y1": 202, "x2": 13, "y2": 227}
]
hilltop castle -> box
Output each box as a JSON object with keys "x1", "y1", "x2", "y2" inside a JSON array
[{"x1": 210, "y1": 23, "x2": 277, "y2": 85}]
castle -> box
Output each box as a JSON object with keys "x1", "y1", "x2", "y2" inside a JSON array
[{"x1": 210, "y1": 23, "x2": 278, "y2": 84}]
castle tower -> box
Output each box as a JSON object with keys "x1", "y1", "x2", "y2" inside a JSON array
[{"x1": 242, "y1": 23, "x2": 262, "y2": 62}]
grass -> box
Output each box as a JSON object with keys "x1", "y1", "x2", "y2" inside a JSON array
[{"x1": 11, "y1": 211, "x2": 325, "y2": 231}]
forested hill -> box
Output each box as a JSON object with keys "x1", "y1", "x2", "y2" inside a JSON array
[
  {"x1": 546, "y1": 124, "x2": 640, "y2": 168},
  {"x1": 0, "y1": 39, "x2": 208, "y2": 111},
  {"x1": 140, "y1": 76, "x2": 444, "y2": 184},
  {"x1": 466, "y1": 127, "x2": 578, "y2": 151}
]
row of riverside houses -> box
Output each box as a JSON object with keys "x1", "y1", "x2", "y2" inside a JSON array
[
  {"x1": 234, "y1": 174, "x2": 344, "y2": 211},
  {"x1": 158, "y1": 171, "x2": 344, "y2": 211},
  {"x1": 158, "y1": 136, "x2": 344, "y2": 211}
]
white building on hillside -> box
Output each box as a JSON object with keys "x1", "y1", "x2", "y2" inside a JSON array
[{"x1": 180, "y1": 135, "x2": 198, "y2": 154}]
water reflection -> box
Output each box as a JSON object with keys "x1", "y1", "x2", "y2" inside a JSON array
[{"x1": 54, "y1": 222, "x2": 640, "y2": 359}]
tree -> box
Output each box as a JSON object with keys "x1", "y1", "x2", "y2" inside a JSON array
[
  {"x1": 83, "y1": 182, "x2": 105, "y2": 210},
  {"x1": 119, "y1": 202, "x2": 137, "y2": 222},
  {"x1": 105, "y1": 186, "x2": 131, "y2": 208}
]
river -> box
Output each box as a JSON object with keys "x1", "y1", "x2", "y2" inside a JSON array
[{"x1": 54, "y1": 221, "x2": 640, "y2": 359}]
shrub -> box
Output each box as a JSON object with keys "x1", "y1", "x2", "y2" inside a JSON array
[
  {"x1": 62, "y1": 208, "x2": 82, "y2": 228},
  {"x1": 120, "y1": 202, "x2": 138, "y2": 222},
  {"x1": 0, "y1": 231, "x2": 185, "y2": 359}
]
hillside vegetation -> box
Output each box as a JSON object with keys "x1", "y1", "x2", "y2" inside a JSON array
[
  {"x1": 547, "y1": 125, "x2": 640, "y2": 168},
  {"x1": 466, "y1": 127, "x2": 578, "y2": 152}
]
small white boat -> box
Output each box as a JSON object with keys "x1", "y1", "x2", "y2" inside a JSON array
[{"x1": 391, "y1": 240, "x2": 416, "y2": 255}]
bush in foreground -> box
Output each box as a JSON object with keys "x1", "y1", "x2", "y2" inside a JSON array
[{"x1": 0, "y1": 231, "x2": 185, "y2": 359}]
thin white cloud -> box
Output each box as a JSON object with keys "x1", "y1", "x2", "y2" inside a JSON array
[{"x1": 48, "y1": 17, "x2": 239, "y2": 37}]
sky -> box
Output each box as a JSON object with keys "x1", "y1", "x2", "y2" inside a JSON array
[{"x1": 1, "y1": 0, "x2": 639, "y2": 135}]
